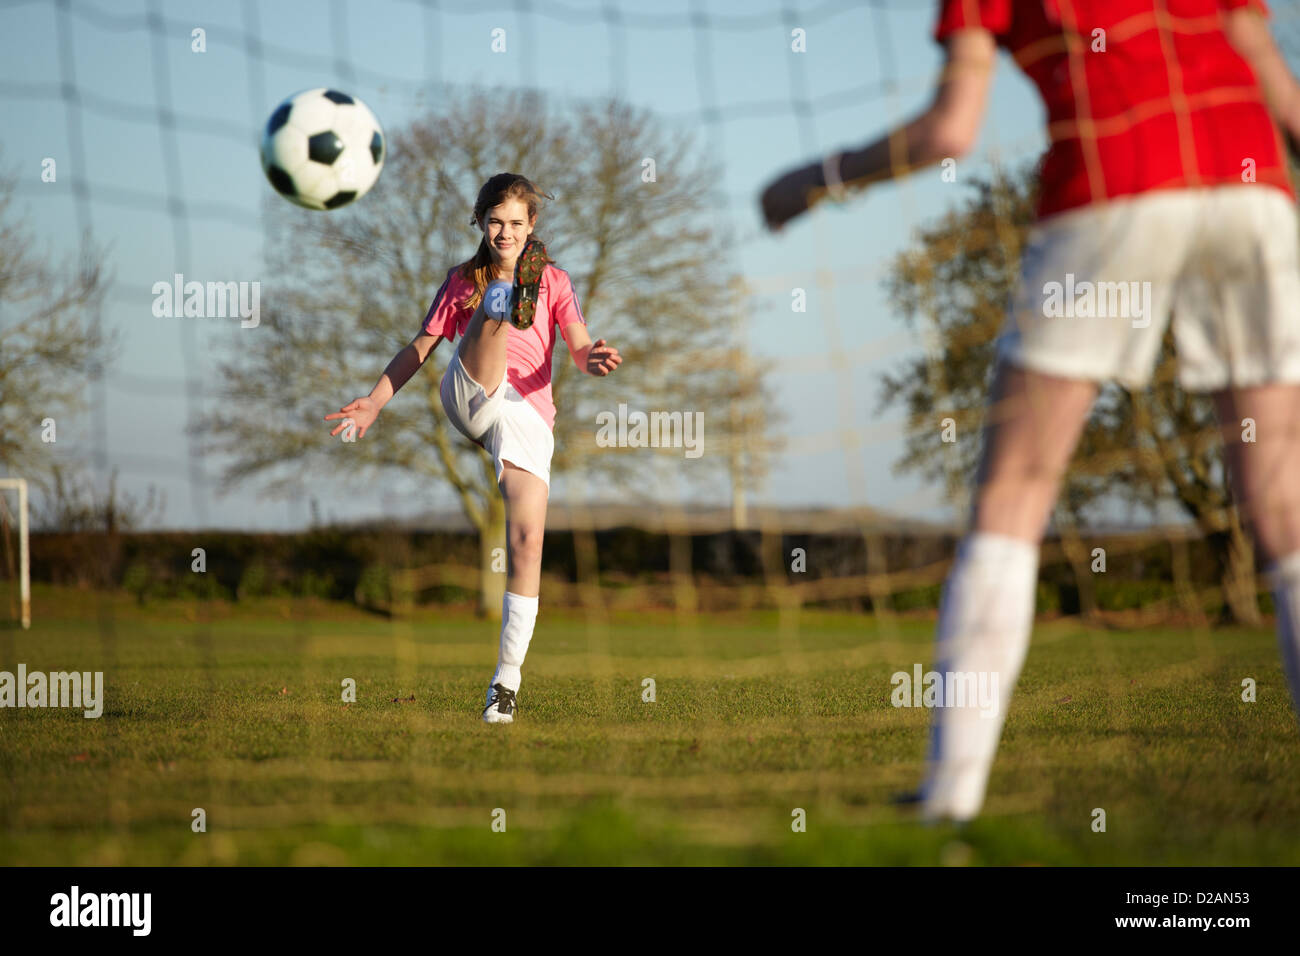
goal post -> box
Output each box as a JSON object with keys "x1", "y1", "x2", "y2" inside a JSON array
[{"x1": 0, "y1": 479, "x2": 30, "y2": 629}]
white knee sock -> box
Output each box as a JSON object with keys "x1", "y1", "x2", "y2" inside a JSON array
[
  {"x1": 1269, "y1": 551, "x2": 1300, "y2": 724},
  {"x1": 921, "y1": 532, "x2": 1039, "y2": 822},
  {"x1": 492, "y1": 591, "x2": 539, "y2": 692}
]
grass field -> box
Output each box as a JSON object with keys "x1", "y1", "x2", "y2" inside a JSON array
[{"x1": 2, "y1": 583, "x2": 1299, "y2": 865}]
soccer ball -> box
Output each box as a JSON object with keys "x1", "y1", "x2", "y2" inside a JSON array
[{"x1": 260, "y1": 88, "x2": 386, "y2": 210}]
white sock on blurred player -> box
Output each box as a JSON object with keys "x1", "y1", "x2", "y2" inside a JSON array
[
  {"x1": 921, "y1": 531, "x2": 1038, "y2": 822},
  {"x1": 1269, "y1": 551, "x2": 1300, "y2": 723},
  {"x1": 492, "y1": 591, "x2": 538, "y2": 693}
]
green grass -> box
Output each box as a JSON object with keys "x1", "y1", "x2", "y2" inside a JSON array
[{"x1": 1, "y1": 583, "x2": 1298, "y2": 865}]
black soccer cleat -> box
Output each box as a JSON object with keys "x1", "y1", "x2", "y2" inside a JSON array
[
  {"x1": 482, "y1": 683, "x2": 517, "y2": 724},
  {"x1": 509, "y1": 237, "x2": 548, "y2": 330}
]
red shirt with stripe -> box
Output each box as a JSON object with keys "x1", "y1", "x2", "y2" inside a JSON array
[{"x1": 934, "y1": 0, "x2": 1293, "y2": 217}]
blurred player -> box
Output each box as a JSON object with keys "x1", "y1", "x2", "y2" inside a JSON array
[
  {"x1": 760, "y1": 0, "x2": 1300, "y2": 820},
  {"x1": 328, "y1": 173, "x2": 622, "y2": 723}
]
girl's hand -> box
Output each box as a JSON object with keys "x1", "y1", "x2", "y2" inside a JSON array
[
  {"x1": 326, "y1": 396, "x2": 379, "y2": 438},
  {"x1": 586, "y1": 339, "x2": 622, "y2": 376}
]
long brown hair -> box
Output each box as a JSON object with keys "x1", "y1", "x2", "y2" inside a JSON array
[{"x1": 458, "y1": 173, "x2": 554, "y2": 310}]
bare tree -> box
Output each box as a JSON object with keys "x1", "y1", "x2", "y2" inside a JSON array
[
  {"x1": 0, "y1": 169, "x2": 113, "y2": 483},
  {"x1": 31, "y1": 465, "x2": 164, "y2": 534},
  {"x1": 197, "y1": 90, "x2": 780, "y2": 613}
]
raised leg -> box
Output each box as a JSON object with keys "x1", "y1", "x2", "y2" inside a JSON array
[{"x1": 457, "y1": 291, "x2": 510, "y2": 397}]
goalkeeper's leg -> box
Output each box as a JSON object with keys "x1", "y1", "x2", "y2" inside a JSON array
[
  {"x1": 1215, "y1": 384, "x2": 1300, "y2": 726},
  {"x1": 919, "y1": 363, "x2": 1097, "y2": 822}
]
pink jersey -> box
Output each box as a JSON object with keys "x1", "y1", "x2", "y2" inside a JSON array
[{"x1": 421, "y1": 263, "x2": 587, "y2": 430}]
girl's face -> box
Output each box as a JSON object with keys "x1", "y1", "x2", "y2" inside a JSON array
[{"x1": 482, "y1": 198, "x2": 535, "y2": 268}]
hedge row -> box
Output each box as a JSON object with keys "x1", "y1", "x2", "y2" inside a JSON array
[{"x1": 13, "y1": 526, "x2": 1252, "y2": 612}]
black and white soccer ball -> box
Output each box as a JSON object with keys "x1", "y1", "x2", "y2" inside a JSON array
[{"x1": 260, "y1": 88, "x2": 386, "y2": 210}]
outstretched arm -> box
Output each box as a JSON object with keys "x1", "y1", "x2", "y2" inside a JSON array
[
  {"x1": 370, "y1": 331, "x2": 444, "y2": 406},
  {"x1": 760, "y1": 29, "x2": 997, "y2": 231},
  {"x1": 562, "y1": 322, "x2": 622, "y2": 376},
  {"x1": 326, "y1": 331, "x2": 444, "y2": 438}
]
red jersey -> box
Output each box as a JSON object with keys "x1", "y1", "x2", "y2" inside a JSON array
[{"x1": 934, "y1": 0, "x2": 1293, "y2": 217}]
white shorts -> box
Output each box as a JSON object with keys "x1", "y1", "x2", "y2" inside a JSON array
[
  {"x1": 999, "y1": 185, "x2": 1300, "y2": 391},
  {"x1": 439, "y1": 349, "x2": 555, "y2": 490}
]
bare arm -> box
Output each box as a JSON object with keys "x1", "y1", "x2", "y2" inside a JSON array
[
  {"x1": 1224, "y1": 7, "x2": 1300, "y2": 151},
  {"x1": 369, "y1": 331, "x2": 444, "y2": 408},
  {"x1": 326, "y1": 331, "x2": 444, "y2": 438},
  {"x1": 561, "y1": 322, "x2": 622, "y2": 376},
  {"x1": 761, "y1": 29, "x2": 997, "y2": 230}
]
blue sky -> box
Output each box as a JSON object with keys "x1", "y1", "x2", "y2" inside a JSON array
[{"x1": 1, "y1": 0, "x2": 1056, "y2": 529}]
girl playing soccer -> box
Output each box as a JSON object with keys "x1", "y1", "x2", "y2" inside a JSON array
[
  {"x1": 327, "y1": 172, "x2": 622, "y2": 723},
  {"x1": 761, "y1": 0, "x2": 1300, "y2": 820}
]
